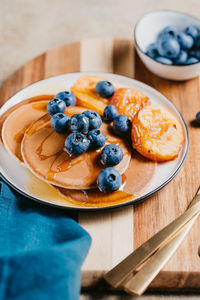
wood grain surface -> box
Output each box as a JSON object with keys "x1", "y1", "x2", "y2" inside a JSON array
[{"x1": 0, "y1": 39, "x2": 200, "y2": 292}]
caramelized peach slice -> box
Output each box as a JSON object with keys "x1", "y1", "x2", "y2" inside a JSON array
[
  {"x1": 71, "y1": 76, "x2": 112, "y2": 115},
  {"x1": 110, "y1": 88, "x2": 150, "y2": 120},
  {"x1": 131, "y1": 105, "x2": 184, "y2": 162}
]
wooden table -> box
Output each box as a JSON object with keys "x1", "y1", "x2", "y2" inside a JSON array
[{"x1": 1, "y1": 39, "x2": 200, "y2": 295}]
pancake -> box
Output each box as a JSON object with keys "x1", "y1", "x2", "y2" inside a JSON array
[
  {"x1": 52, "y1": 153, "x2": 157, "y2": 207},
  {"x1": 0, "y1": 95, "x2": 54, "y2": 146},
  {"x1": 21, "y1": 106, "x2": 131, "y2": 190},
  {"x1": 2, "y1": 101, "x2": 49, "y2": 162}
]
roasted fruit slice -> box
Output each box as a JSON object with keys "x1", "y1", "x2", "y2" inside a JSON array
[
  {"x1": 131, "y1": 105, "x2": 184, "y2": 161},
  {"x1": 71, "y1": 76, "x2": 110, "y2": 115},
  {"x1": 110, "y1": 88, "x2": 150, "y2": 120}
]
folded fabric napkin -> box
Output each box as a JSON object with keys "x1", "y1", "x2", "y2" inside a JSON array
[{"x1": 0, "y1": 180, "x2": 91, "y2": 300}]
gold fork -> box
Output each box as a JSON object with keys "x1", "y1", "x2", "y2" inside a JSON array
[{"x1": 104, "y1": 187, "x2": 200, "y2": 296}]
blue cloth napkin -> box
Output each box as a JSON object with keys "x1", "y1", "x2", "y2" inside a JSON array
[{"x1": 0, "y1": 180, "x2": 91, "y2": 300}]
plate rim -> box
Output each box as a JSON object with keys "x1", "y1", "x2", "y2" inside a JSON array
[{"x1": 0, "y1": 72, "x2": 189, "y2": 211}]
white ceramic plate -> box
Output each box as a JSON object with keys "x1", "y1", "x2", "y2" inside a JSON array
[{"x1": 0, "y1": 72, "x2": 189, "y2": 210}]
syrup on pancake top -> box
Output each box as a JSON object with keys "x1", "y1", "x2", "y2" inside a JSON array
[
  {"x1": 2, "y1": 100, "x2": 49, "y2": 162},
  {"x1": 0, "y1": 95, "x2": 54, "y2": 146},
  {"x1": 21, "y1": 106, "x2": 131, "y2": 190}
]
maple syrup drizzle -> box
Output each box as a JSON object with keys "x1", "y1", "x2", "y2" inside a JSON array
[
  {"x1": 0, "y1": 95, "x2": 54, "y2": 145},
  {"x1": 33, "y1": 126, "x2": 131, "y2": 184},
  {"x1": 54, "y1": 173, "x2": 137, "y2": 207},
  {"x1": 34, "y1": 131, "x2": 64, "y2": 181},
  {"x1": 45, "y1": 148, "x2": 102, "y2": 182},
  {"x1": 58, "y1": 188, "x2": 135, "y2": 207},
  {"x1": 21, "y1": 103, "x2": 132, "y2": 192},
  {"x1": 46, "y1": 169, "x2": 58, "y2": 181},
  {"x1": 52, "y1": 154, "x2": 158, "y2": 207},
  {"x1": 26, "y1": 117, "x2": 50, "y2": 136},
  {"x1": 16, "y1": 150, "x2": 23, "y2": 162},
  {"x1": 11, "y1": 95, "x2": 159, "y2": 208},
  {"x1": 46, "y1": 154, "x2": 84, "y2": 181},
  {"x1": 14, "y1": 125, "x2": 30, "y2": 143},
  {"x1": 12, "y1": 101, "x2": 50, "y2": 144},
  {"x1": 34, "y1": 131, "x2": 86, "y2": 181},
  {"x1": 83, "y1": 151, "x2": 101, "y2": 185},
  {"x1": 36, "y1": 131, "x2": 62, "y2": 160},
  {"x1": 31, "y1": 102, "x2": 48, "y2": 111},
  {"x1": 56, "y1": 155, "x2": 84, "y2": 172},
  {"x1": 45, "y1": 153, "x2": 64, "y2": 181}
]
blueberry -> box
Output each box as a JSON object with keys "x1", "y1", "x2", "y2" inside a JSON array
[
  {"x1": 195, "y1": 33, "x2": 200, "y2": 48},
  {"x1": 185, "y1": 57, "x2": 199, "y2": 64},
  {"x1": 82, "y1": 110, "x2": 102, "y2": 130},
  {"x1": 185, "y1": 26, "x2": 199, "y2": 39},
  {"x1": 47, "y1": 98, "x2": 66, "y2": 116},
  {"x1": 196, "y1": 112, "x2": 200, "y2": 123},
  {"x1": 50, "y1": 113, "x2": 70, "y2": 133},
  {"x1": 96, "y1": 81, "x2": 115, "y2": 98},
  {"x1": 97, "y1": 167, "x2": 122, "y2": 192},
  {"x1": 100, "y1": 144, "x2": 123, "y2": 166},
  {"x1": 156, "y1": 56, "x2": 173, "y2": 65},
  {"x1": 157, "y1": 35, "x2": 180, "y2": 59},
  {"x1": 174, "y1": 50, "x2": 188, "y2": 65},
  {"x1": 146, "y1": 43, "x2": 159, "y2": 59},
  {"x1": 103, "y1": 105, "x2": 118, "y2": 122},
  {"x1": 159, "y1": 26, "x2": 177, "y2": 38},
  {"x1": 193, "y1": 50, "x2": 200, "y2": 60},
  {"x1": 112, "y1": 115, "x2": 131, "y2": 136},
  {"x1": 55, "y1": 91, "x2": 76, "y2": 106},
  {"x1": 64, "y1": 133, "x2": 90, "y2": 156},
  {"x1": 177, "y1": 32, "x2": 194, "y2": 50},
  {"x1": 189, "y1": 50, "x2": 196, "y2": 57},
  {"x1": 69, "y1": 114, "x2": 89, "y2": 134},
  {"x1": 88, "y1": 129, "x2": 106, "y2": 149}
]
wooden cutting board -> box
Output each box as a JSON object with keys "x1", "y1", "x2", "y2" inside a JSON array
[{"x1": 1, "y1": 39, "x2": 200, "y2": 292}]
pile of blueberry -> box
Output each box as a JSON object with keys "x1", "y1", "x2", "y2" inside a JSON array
[
  {"x1": 46, "y1": 81, "x2": 131, "y2": 192},
  {"x1": 146, "y1": 25, "x2": 200, "y2": 65}
]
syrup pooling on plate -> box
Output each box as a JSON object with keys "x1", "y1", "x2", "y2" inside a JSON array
[
  {"x1": 21, "y1": 107, "x2": 131, "y2": 189},
  {"x1": 53, "y1": 153, "x2": 157, "y2": 207}
]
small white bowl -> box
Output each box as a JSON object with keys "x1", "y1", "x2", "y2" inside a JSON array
[{"x1": 134, "y1": 10, "x2": 200, "y2": 81}]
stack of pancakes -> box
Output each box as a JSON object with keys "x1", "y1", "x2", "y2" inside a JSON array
[{"x1": 0, "y1": 93, "x2": 156, "y2": 207}]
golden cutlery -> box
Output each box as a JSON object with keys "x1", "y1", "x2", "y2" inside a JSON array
[
  {"x1": 104, "y1": 187, "x2": 200, "y2": 291},
  {"x1": 123, "y1": 215, "x2": 198, "y2": 296}
]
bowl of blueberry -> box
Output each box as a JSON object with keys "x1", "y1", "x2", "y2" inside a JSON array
[{"x1": 134, "y1": 10, "x2": 200, "y2": 80}]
